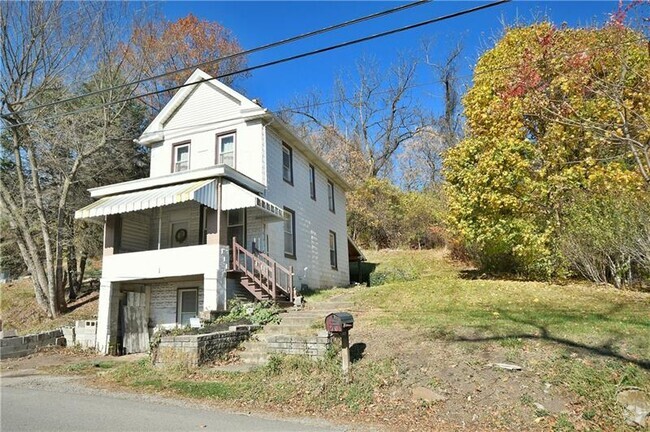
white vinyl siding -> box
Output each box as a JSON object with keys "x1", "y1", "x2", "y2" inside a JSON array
[{"x1": 264, "y1": 130, "x2": 349, "y2": 289}]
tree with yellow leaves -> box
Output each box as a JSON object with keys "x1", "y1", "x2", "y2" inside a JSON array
[{"x1": 444, "y1": 23, "x2": 649, "y2": 280}]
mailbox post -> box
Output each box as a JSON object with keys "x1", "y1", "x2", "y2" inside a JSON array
[{"x1": 324, "y1": 312, "x2": 354, "y2": 379}]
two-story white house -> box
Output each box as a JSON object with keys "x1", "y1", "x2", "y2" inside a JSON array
[{"x1": 75, "y1": 69, "x2": 354, "y2": 354}]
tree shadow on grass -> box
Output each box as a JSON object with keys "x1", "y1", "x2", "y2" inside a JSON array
[
  {"x1": 67, "y1": 291, "x2": 99, "y2": 312},
  {"x1": 453, "y1": 312, "x2": 650, "y2": 370}
]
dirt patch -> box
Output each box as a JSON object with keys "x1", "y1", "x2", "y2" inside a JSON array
[
  {"x1": 339, "y1": 308, "x2": 573, "y2": 431},
  {"x1": 0, "y1": 346, "x2": 145, "y2": 376}
]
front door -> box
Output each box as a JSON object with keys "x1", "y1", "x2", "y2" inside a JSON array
[
  {"x1": 171, "y1": 221, "x2": 189, "y2": 248},
  {"x1": 226, "y1": 209, "x2": 245, "y2": 246},
  {"x1": 177, "y1": 288, "x2": 198, "y2": 326}
]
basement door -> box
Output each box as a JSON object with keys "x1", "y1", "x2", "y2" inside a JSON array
[{"x1": 122, "y1": 291, "x2": 149, "y2": 354}]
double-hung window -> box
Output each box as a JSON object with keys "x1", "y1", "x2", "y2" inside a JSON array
[
  {"x1": 284, "y1": 207, "x2": 296, "y2": 259},
  {"x1": 309, "y1": 164, "x2": 316, "y2": 200},
  {"x1": 327, "y1": 180, "x2": 335, "y2": 213},
  {"x1": 217, "y1": 132, "x2": 236, "y2": 168},
  {"x1": 329, "y1": 231, "x2": 338, "y2": 270},
  {"x1": 173, "y1": 142, "x2": 190, "y2": 172},
  {"x1": 282, "y1": 143, "x2": 293, "y2": 185}
]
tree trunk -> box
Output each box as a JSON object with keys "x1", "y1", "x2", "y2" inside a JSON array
[
  {"x1": 67, "y1": 245, "x2": 78, "y2": 301},
  {"x1": 78, "y1": 251, "x2": 88, "y2": 293}
]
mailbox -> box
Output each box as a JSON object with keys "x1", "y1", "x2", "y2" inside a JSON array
[{"x1": 324, "y1": 312, "x2": 354, "y2": 334}]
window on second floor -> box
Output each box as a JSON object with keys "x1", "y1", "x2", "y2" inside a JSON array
[
  {"x1": 284, "y1": 207, "x2": 296, "y2": 259},
  {"x1": 309, "y1": 164, "x2": 316, "y2": 200},
  {"x1": 327, "y1": 180, "x2": 335, "y2": 213},
  {"x1": 329, "y1": 230, "x2": 338, "y2": 270},
  {"x1": 173, "y1": 142, "x2": 190, "y2": 172},
  {"x1": 282, "y1": 143, "x2": 293, "y2": 185},
  {"x1": 217, "y1": 132, "x2": 236, "y2": 168}
]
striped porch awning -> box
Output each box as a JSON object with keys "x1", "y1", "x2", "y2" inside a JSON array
[
  {"x1": 75, "y1": 179, "x2": 217, "y2": 219},
  {"x1": 222, "y1": 181, "x2": 286, "y2": 221}
]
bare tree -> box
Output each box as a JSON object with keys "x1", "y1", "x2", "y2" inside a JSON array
[
  {"x1": 399, "y1": 43, "x2": 463, "y2": 189},
  {"x1": 0, "y1": 1, "x2": 144, "y2": 317},
  {"x1": 282, "y1": 55, "x2": 424, "y2": 183}
]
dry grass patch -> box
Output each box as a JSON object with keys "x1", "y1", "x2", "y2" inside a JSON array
[{"x1": 0, "y1": 278, "x2": 98, "y2": 334}]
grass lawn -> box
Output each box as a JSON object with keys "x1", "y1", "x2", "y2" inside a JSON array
[
  {"x1": 356, "y1": 249, "x2": 650, "y2": 362},
  {"x1": 52, "y1": 249, "x2": 650, "y2": 431}
]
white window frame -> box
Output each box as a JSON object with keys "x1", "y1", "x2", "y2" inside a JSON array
[
  {"x1": 177, "y1": 287, "x2": 199, "y2": 326},
  {"x1": 173, "y1": 142, "x2": 190, "y2": 173},
  {"x1": 282, "y1": 143, "x2": 293, "y2": 185},
  {"x1": 217, "y1": 132, "x2": 236, "y2": 168}
]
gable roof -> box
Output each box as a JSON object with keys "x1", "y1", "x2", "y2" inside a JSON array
[
  {"x1": 137, "y1": 68, "x2": 351, "y2": 191},
  {"x1": 139, "y1": 69, "x2": 265, "y2": 143}
]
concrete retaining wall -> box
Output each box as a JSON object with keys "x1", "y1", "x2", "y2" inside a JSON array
[
  {"x1": 266, "y1": 331, "x2": 331, "y2": 359},
  {"x1": 154, "y1": 327, "x2": 252, "y2": 367},
  {"x1": 0, "y1": 329, "x2": 64, "y2": 360}
]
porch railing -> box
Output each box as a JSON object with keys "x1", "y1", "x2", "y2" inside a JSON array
[{"x1": 232, "y1": 238, "x2": 294, "y2": 302}]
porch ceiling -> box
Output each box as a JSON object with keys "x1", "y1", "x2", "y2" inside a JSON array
[
  {"x1": 74, "y1": 179, "x2": 217, "y2": 219},
  {"x1": 222, "y1": 181, "x2": 286, "y2": 222}
]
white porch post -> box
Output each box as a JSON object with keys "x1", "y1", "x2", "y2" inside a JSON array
[
  {"x1": 96, "y1": 279, "x2": 118, "y2": 354},
  {"x1": 157, "y1": 207, "x2": 162, "y2": 249}
]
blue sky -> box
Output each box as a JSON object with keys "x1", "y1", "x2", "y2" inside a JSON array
[{"x1": 161, "y1": 1, "x2": 620, "y2": 116}]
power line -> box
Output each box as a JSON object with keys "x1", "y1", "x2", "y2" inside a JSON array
[
  {"x1": 4, "y1": 0, "x2": 511, "y2": 128},
  {"x1": 86, "y1": 33, "x2": 647, "y2": 144},
  {"x1": 4, "y1": 0, "x2": 430, "y2": 118},
  {"x1": 276, "y1": 34, "x2": 649, "y2": 115}
]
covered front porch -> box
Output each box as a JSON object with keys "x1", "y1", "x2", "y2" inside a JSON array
[{"x1": 75, "y1": 169, "x2": 289, "y2": 353}]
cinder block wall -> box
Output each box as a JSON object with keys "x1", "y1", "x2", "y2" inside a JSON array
[
  {"x1": 265, "y1": 332, "x2": 331, "y2": 359},
  {"x1": 154, "y1": 329, "x2": 251, "y2": 366},
  {"x1": 0, "y1": 329, "x2": 64, "y2": 360}
]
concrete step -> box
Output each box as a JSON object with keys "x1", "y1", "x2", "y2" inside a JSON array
[
  {"x1": 264, "y1": 323, "x2": 321, "y2": 334},
  {"x1": 305, "y1": 302, "x2": 354, "y2": 311},
  {"x1": 279, "y1": 316, "x2": 323, "y2": 326}
]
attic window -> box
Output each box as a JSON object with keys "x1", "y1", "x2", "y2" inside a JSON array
[{"x1": 173, "y1": 142, "x2": 190, "y2": 173}]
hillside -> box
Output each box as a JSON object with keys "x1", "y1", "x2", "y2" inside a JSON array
[
  {"x1": 53, "y1": 249, "x2": 650, "y2": 431},
  {"x1": 0, "y1": 278, "x2": 99, "y2": 335}
]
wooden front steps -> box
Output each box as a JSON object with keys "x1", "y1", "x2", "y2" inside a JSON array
[{"x1": 231, "y1": 240, "x2": 294, "y2": 304}]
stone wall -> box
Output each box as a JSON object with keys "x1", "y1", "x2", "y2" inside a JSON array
[
  {"x1": 0, "y1": 329, "x2": 64, "y2": 360},
  {"x1": 153, "y1": 327, "x2": 252, "y2": 367},
  {"x1": 265, "y1": 331, "x2": 331, "y2": 359}
]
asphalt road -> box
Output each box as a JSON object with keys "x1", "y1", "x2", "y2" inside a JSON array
[{"x1": 0, "y1": 373, "x2": 346, "y2": 432}]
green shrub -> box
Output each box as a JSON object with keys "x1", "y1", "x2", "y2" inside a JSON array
[
  {"x1": 222, "y1": 300, "x2": 282, "y2": 325},
  {"x1": 368, "y1": 264, "x2": 419, "y2": 286}
]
